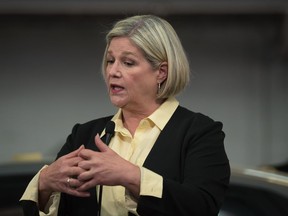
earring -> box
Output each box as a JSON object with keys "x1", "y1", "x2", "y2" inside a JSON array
[{"x1": 157, "y1": 82, "x2": 161, "y2": 94}]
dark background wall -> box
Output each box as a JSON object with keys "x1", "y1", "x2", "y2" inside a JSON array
[{"x1": 1, "y1": 1, "x2": 288, "y2": 168}]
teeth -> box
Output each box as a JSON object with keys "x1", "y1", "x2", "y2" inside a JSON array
[{"x1": 112, "y1": 85, "x2": 123, "y2": 90}]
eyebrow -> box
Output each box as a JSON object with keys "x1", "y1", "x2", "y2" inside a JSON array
[{"x1": 107, "y1": 50, "x2": 139, "y2": 58}]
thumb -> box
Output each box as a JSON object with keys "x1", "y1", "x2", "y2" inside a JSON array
[{"x1": 95, "y1": 134, "x2": 109, "y2": 152}]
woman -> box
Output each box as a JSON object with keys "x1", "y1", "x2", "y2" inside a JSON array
[{"x1": 20, "y1": 15, "x2": 230, "y2": 216}]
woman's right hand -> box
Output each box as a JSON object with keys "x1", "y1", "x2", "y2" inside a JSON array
[{"x1": 38, "y1": 145, "x2": 90, "y2": 198}]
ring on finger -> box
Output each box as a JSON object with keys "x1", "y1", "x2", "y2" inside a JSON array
[{"x1": 66, "y1": 177, "x2": 72, "y2": 188}]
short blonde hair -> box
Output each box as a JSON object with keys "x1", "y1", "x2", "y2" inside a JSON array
[{"x1": 102, "y1": 15, "x2": 190, "y2": 99}]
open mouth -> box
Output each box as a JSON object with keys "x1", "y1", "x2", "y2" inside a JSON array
[{"x1": 110, "y1": 84, "x2": 124, "y2": 93}]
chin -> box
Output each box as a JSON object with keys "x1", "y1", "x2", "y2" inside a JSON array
[{"x1": 110, "y1": 98, "x2": 126, "y2": 109}]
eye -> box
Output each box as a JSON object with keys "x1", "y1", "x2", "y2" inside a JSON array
[
  {"x1": 122, "y1": 57, "x2": 136, "y2": 67},
  {"x1": 106, "y1": 58, "x2": 114, "y2": 65},
  {"x1": 123, "y1": 61, "x2": 134, "y2": 66}
]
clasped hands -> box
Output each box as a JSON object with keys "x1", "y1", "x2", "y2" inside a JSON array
[{"x1": 39, "y1": 134, "x2": 140, "y2": 198}]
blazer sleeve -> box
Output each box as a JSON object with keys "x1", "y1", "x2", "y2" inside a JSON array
[
  {"x1": 20, "y1": 117, "x2": 111, "y2": 216},
  {"x1": 20, "y1": 123, "x2": 87, "y2": 216},
  {"x1": 137, "y1": 111, "x2": 230, "y2": 216},
  {"x1": 57, "y1": 118, "x2": 111, "y2": 216}
]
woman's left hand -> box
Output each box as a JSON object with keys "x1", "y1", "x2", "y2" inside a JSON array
[{"x1": 77, "y1": 134, "x2": 140, "y2": 197}]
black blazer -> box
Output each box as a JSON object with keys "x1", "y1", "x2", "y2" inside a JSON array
[{"x1": 21, "y1": 106, "x2": 230, "y2": 216}]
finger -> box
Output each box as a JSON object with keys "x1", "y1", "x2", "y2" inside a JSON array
[
  {"x1": 64, "y1": 145, "x2": 85, "y2": 159},
  {"x1": 64, "y1": 156, "x2": 83, "y2": 166},
  {"x1": 67, "y1": 166, "x2": 86, "y2": 177},
  {"x1": 78, "y1": 149, "x2": 95, "y2": 160},
  {"x1": 66, "y1": 187, "x2": 90, "y2": 197},
  {"x1": 77, "y1": 170, "x2": 94, "y2": 182},
  {"x1": 66, "y1": 177, "x2": 85, "y2": 189},
  {"x1": 95, "y1": 134, "x2": 109, "y2": 152},
  {"x1": 76, "y1": 180, "x2": 97, "y2": 192},
  {"x1": 78, "y1": 160, "x2": 92, "y2": 170}
]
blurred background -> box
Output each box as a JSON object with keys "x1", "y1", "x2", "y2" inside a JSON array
[
  {"x1": 1, "y1": 0, "x2": 287, "y2": 167},
  {"x1": 1, "y1": 0, "x2": 288, "y2": 215}
]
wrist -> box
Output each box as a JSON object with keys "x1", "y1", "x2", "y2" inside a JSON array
[
  {"x1": 122, "y1": 164, "x2": 141, "y2": 198},
  {"x1": 39, "y1": 166, "x2": 52, "y2": 193}
]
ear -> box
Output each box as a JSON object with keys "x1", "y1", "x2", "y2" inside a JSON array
[{"x1": 157, "y1": 62, "x2": 168, "y2": 83}]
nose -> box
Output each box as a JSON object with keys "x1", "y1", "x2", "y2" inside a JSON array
[{"x1": 107, "y1": 61, "x2": 121, "y2": 77}]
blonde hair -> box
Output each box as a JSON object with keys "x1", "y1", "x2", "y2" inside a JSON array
[{"x1": 102, "y1": 15, "x2": 190, "y2": 99}]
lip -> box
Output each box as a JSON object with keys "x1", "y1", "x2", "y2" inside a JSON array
[{"x1": 110, "y1": 83, "x2": 124, "y2": 94}]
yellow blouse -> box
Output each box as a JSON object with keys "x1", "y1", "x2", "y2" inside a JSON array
[{"x1": 20, "y1": 97, "x2": 179, "y2": 216}]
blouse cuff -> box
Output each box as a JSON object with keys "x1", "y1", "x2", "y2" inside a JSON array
[
  {"x1": 139, "y1": 167, "x2": 163, "y2": 198},
  {"x1": 20, "y1": 165, "x2": 61, "y2": 216},
  {"x1": 20, "y1": 165, "x2": 48, "y2": 202}
]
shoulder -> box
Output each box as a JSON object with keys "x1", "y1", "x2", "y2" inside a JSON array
[
  {"x1": 169, "y1": 106, "x2": 224, "y2": 138},
  {"x1": 174, "y1": 105, "x2": 222, "y2": 126},
  {"x1": 57, "y1": 115, "x2": 114, "y2": 158},
  {"x1": 73, "y1": 115, "x2": 113, "y2": 133},
  {"x1": 78, "y1": 116, "x2": 114, "y2": 129},
  {"x1": 69, "y1": 115, "x2": 113, "y2": 142}
]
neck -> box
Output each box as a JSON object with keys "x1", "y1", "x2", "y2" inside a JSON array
[{"x1": 121, "y1": 99, "x2": 164, "y2": 136}]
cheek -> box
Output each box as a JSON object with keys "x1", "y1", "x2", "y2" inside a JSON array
[
  {"x1": 125, "y1": 68, "x2": 157, "y2": 93},
  {"x1": 129, "y1": 76, "x2": 146, "y2": 91}
]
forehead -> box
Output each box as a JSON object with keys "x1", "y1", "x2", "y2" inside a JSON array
[{"x1": 107, "y1": 37, "x2": 142, "y2": 56}]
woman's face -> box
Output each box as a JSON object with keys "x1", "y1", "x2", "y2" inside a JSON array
[{"x1": 105, "y1": 37, "x2": 160, "y2": 112}]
